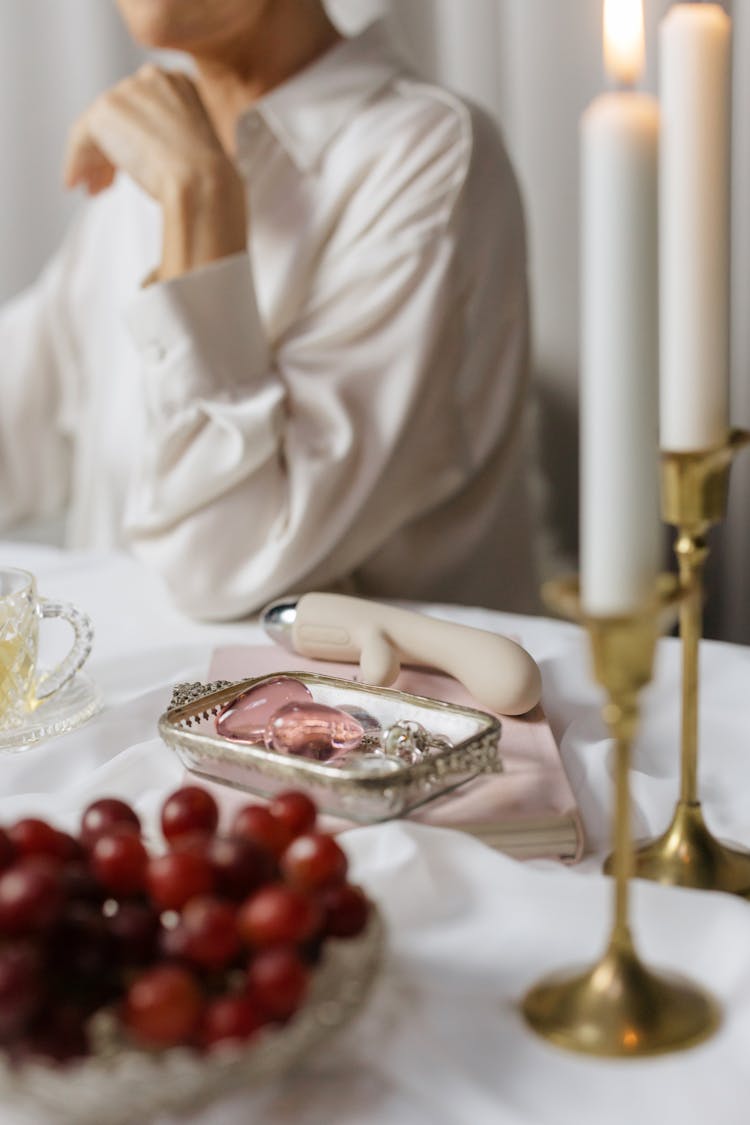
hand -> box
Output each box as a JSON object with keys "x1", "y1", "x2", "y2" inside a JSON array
[{"x1": 64, "y1": 66, "x2": 247, "y2": 280}]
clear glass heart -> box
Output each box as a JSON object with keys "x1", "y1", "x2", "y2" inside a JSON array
[{"x1": 338, "y1": 705, "x2": 382, "y2": 734}]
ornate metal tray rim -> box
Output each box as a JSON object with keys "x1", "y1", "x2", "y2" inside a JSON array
[{"x1": 158, "y1": 672, "x2": 503, "y2": 796}]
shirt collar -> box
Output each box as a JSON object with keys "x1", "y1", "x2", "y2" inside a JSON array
[{"x1": 237, "y1": 21, "x2": 404, "y2": 173}]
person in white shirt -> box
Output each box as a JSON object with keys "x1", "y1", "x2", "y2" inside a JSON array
[{"x1": 0, "y1": 0, "x2": 537, "y2": 620}]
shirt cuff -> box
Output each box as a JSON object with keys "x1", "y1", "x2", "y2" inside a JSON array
[{"x1": 124, "y1": 253, "x2": 271, "y2": 415}]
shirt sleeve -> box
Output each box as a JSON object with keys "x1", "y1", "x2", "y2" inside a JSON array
[
  {"x1": 123, "y1": 104, "x2": 476, "y2": 621},
  {"x1": 0, "y1": 241, "x2": 78, "y2": 533}
]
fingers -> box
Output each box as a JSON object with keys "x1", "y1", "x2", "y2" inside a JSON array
[
  {"x1": 63, "y1": 119, "x2": 116, "y2": 195},
  {"x1": 63, "y1": 64, "x2": 224, "y2": 202},
  {"x1": 121, "y1": 64, "x2": 206, "y2": 119},
  {"x1": 131, "y1": 65, "x2": 218, "y2": 137},
  {"x1": 64, "y1": 69, "x2": 169, "y2": 199}
]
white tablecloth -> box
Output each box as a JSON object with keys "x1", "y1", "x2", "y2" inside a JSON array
[{"x1": 2, "y1": 543, "x2": 750, "y2": 1125}]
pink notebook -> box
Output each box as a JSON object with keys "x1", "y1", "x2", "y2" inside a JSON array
[{"x1": 207, "y1": 646, "x2": 584, "y2": 864}]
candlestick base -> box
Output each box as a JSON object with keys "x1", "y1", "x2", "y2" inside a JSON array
[
  {"x1": 522, "y1": 936, "x2": 720, "y2": 1058},
  {"x1": 521, "y1": 576, "x2": 719, "y2": 1058},
  {"x1": 606, "y1": 802, "x2": 750, "y2": 896},
  {"x1": 628, "y1": 430, "x2": 750, "y2": 899}
]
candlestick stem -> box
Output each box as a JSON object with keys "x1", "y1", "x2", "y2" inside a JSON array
[
  {"x1": 521, "y1": 577, "x2": 718, "y2": 1057},
  {"x1": 627, "y1": 431, "x2": 750, "y2": 896},
  {"x1": 612, "y1": 735, "x2": 631, "y2": 942},
  {"x1": 676, "y1": 528, "x2": 705, "y2": 805}
]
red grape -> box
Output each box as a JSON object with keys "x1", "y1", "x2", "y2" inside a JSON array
[
  {"x1": 80, "y1": 799, "x2": 141, "y2": 846},
  {"x1": 25, "y1": 1004, "x2": 89, "y2": 1063},
  {"x1": 281, "y1": 834, "x2": 348, "y2": 892},
  {"x1": 54, "y1": 831, "x2": 85, "y2": 863},
  {"x1": 161, "y1": 787, "x2": 218, "y2": 843},
  {"x1": 202, "y1": 994, "x2": 264, "y2": 1048},
  {"x1": 231, "y1": 805, "x2": 286, "y2": 857},
  {"x1": 90, "y1": 832, "x2": 148, "y2": 897},
  {"x1": 0, "y1": 861, "x2": 65, "y2": 935},
  {"x1": 0, "y1": 829, "x2": 15, "y2": 872},
  {"x1": 268, "y1": 791, "x2": 317, "y2": 845},
  {"x1": 60, "y1": 861, "x2": 105, "y2": 903},
  {"x1": 205, "y1": 832, "x2": 273, "y2": 900},
  {"x1": 320, "y1": 883, "x2": 371, "y2": 939},
  {"x1": 158, "y1": 919, "x2": 191, "y2": 964},
  {"x1": 181, "y1": 896, "x2": 240, "y2": 970},
  {"x1": 124, "y1": 965, "x2": 203, "y2": 1047},
  {"x1": 238, "y1": 885, "x2": 322, "y2": 948},
  {"x1": 207, "y1": 836, "x2": 274, "y2": 900},
  {"x1": 0, "y1": 944, "x2": 42, "y2": 1042},
  {"x1": 8, "y1": 819, "x2": 66, "y2": 861},
  {"x1": 168, "y1": 830, "x2": 212, "y2": 855},
  {"x1": 146, "y1": 851, "x2": 214, "y2": 911},
  {"x1": 248, "y1": 947, "x2": 308, "y2": 1020},
  {"x1": 51, "y1": 903, "x2": 116, "y2": 1005},
  {"x1": 107, "y1": 902, "x2": 160, "y2": 965},
  {"x1": 44, "y1": 908, "x2": 114, "y2": 1017}
]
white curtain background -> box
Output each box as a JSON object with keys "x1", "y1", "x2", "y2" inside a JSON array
[
  {"x1": 0, "y1": 1, "x2": 746, "y2": 640},
  {"x1": 0, "y1": 2, "x2": 141, "y2": 301}
]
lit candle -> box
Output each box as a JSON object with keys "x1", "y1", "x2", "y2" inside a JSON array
[
  {"x1": 581, "y1": 0, "x2": 661, "y2": 615},
  {"x1": 660, "y1": 3, "x2": 732, "y2": 452}
]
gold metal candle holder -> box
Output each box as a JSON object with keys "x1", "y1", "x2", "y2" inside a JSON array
[
  {"x1": 628, "y1": 429, "x2": 750, "y2": 896},
  {"x1": 521, "y1": 576, "x2": 720, "y2": 1057}
]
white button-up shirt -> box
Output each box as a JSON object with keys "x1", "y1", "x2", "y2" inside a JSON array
[{"x1": 0, "y1": 23, "x2": 536, "y2": 620}]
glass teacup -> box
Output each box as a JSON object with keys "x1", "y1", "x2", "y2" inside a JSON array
[{"x1": 0, "y1": 568, "x2": 94, "y2": 729}]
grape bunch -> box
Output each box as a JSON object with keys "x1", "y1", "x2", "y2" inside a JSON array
[{"x1": 0, "y1": 788, "x2": 370, "y2": 1064}]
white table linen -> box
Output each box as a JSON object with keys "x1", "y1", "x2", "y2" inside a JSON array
[{"x1": 2, "y1": 542, "x2": 750, "y2": 1125}]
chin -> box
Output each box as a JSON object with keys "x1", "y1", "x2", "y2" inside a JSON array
[{"x1": 117, "y1": 0, "x2": 197, "y2": 50}]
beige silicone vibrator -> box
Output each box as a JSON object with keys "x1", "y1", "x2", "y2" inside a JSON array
[{"x1": 261, "y1": 592, "x2": 542, "y2": 716}]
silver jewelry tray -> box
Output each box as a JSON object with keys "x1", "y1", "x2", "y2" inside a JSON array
[{"x1": 158, "y1": 673, "x2": 502, "y2": 823}]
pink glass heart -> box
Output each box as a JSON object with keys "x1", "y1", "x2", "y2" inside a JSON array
[
  {"x1": 216, "y1": 677, "x2": 313, "y2": 743},
  {"x1": 265, "y1": 702, "x2": 364, "y2": 762}
]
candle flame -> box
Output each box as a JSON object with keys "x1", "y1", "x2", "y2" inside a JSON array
[{"x1": 603, "y1": 0, "x2": 646, "y2": 87}]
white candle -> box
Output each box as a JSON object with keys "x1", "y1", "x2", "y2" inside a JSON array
[
  {"x1": 660, "y1": 3, "x2": 732, "y2": 452},
  {"x1": 581, "y1": 0, "x2": 661, "y2": 615}
]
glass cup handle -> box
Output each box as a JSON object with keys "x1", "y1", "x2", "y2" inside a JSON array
[{"x1": 34, "y1": 601, "x2": 94, "y2": 702}]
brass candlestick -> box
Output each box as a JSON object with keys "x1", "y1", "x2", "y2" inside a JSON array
[
  {"x1": 521, "y1": 576, "x2": 720, "y2": 1057},
  {"x1": 628, "y1": 429, "x2": 750, "y2": 895}
]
